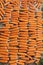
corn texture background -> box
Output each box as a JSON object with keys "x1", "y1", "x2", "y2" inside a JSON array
[{"x1": 0, "y1": 0, "x2": 43, "y2": 65}]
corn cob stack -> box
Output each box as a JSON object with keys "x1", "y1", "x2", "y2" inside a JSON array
[
  {"x1": 27, "y1": 0, "x2": 37, "y2": 64},
  {"x1": 35, "y1": 11, "x2": 42, "y2": 63},
  {"x1": 18, "y1": 0, "x2": 29, "y2": 65},
  {"x1": 0, "y1": 0, "x2": 10, "y2": 63},
  {"x1": 8, "y1": 0, "x2": 20, "y2": 65},
  {"x1": 34, "y1": 0, "x2": 42, "y2": 63}
]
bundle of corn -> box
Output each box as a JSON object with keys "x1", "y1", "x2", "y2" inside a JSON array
[
  {"x1": 0, "y1": 0, "x2": 10, "y2": 63},
  {"x1": 18, "y1": 0, "x2": 29, "y2": 65},
  {"x1": 0, "y1": 0, "x2": 43, "y2": 65}
]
